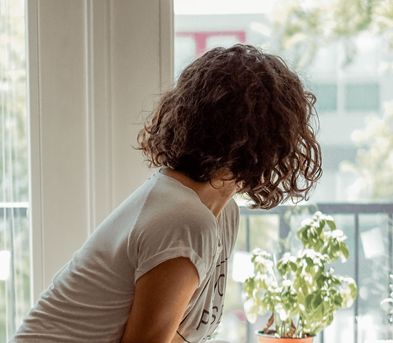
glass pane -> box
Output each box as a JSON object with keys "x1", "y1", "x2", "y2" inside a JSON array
[
  {"x1": 322, "y1": 214, "x2": 355, "y2": 343},
  {"x1": 357, "y1": 213, "x2": 391, "y2": 342},
  {"x1": 174, "y1": 1, "x2": 393, "y2": 342},
  {"x1": 0, "y1": 0, "x2": 30, "y2": 341},
  {"x1": 345, "y1": 84, "x2": 380, "y2": 112},
  {"x1": 312, "y1": 84, "x2": 338, "y2": 113}
]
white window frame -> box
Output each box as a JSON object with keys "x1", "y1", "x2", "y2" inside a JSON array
[{"x1": 27, "y1": 0, "x2": 173, "y2": 302}]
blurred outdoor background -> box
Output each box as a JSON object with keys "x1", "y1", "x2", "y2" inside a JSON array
[
  {"x1": 1, "y1": 0, "x2": 393, "y2": 342},
  {"x1": 0, "y1": 0, "x2": 30, "y2": 341},
  {"x1": 174, "y1": 0, "x2": 393, "y2": 342}
]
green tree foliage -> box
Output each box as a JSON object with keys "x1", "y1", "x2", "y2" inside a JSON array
[
  {"x1": 0, "y1": 0, "x2": 29, "y2": 203},
  {"x1": 340, "y1": 101, "x2": 393, "y2": 201},
  {"x1": 271, "y1": 0, "x2": 393, "y2": 201},
  {"x1": 272, "y1": 0, "x2": 393, "y2": 68}
]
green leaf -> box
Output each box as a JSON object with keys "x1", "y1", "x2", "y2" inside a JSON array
[
  {"x1": 328, "y1": 242, "x2": 339, "y2": 263},
  {"x1": 244, "y1": 278, "x2": 256, "y2": 297},
  {"x1": 326, "y1": 218, "x2": 336, "y2": 230},
  {"x1": 330, "y1": 276, "x2": 341, "y2": 287},
  {"x1": 277, "y1": 259, "x2": 284, "y2": 272},
  {"x1": 334, "y1": 294, "x2": 343, "y2": 306},
  {"x1": 257, "y1": 298, "x2": 268, "y2": 316},
  {"x1": 244, "y1": 298, "x2": 258, "y2": 323},
  {"x1": 305, "y1": 294, "x2": 314, "y2": 311},
  {"x1": 340, "y1": 242, "x2": 349, "y2": 261},
  {"x1": 340, "y1": 278, "x2": 358, "y2": 308},
  {"x1": 332, "y1": 241, "x2": 339, "y2": 254},
  {"x1": 297, "y1": 291, "x2": 305, "y2": 309},
  {"x1": 316, "y1": 274, "x2": 325, "y2": 289},
  {"x1": 312, "y1": 293, "x2": 323, "y2": 309},
  {"x1": 349, "y1": 282, "x2": 358, "y2": 300},
  {"x1": 305, "y1": 257, "x2": 314, "y2": 266}
]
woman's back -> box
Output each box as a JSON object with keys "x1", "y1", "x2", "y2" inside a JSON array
[{"x1": 10, "y1": 171, "x2": 239, "y2": 343}]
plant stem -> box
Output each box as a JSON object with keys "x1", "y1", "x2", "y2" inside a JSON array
[
  {"x1": 268, "y1": 266, "x2": 278, "y2": 284},
  {"x1": 295, "y1": 317, "x2": 303, "y2": 338},
  {"x1": 264, "y1": 313, "x2": 274, "y2": 333},
  {"x1": 275, "y1": 312, "x2": 280, "y2": 335}
]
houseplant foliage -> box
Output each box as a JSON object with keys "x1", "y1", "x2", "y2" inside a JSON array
[{"x1": 243, "y1": 211, "x2": 357, "y2": 338}]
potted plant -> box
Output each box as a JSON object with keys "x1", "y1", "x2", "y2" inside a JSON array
[{"x1": 243, "y1": 211, "x2": 358, "y2": 342}]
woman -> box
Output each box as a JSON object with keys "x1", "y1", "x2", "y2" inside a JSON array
[{"x1": 10, "y1": 44, "x2": 322, "y2": 343}]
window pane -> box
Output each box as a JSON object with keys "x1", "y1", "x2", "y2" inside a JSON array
[
  {"x1": 0, "y1": 0, "x2": 30, "y2": 341},
  {"x1": 174, "y1": 36, "x2": 196, "y2": 79},
  {"x1": 345, "y1": 83, "x2": 380, "y2": 112},
  {"x1": 313, "y1": 84, "x2": 338, "y2": 112}
]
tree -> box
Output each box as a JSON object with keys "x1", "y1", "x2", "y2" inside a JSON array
[
  {"x1": 340, "y1": 101, "x2": 393, "y2": 201},
  {"x1": 272, "y1": 0, "x2": 393, "y2": 69},
  {"x1": 0, "y1": 0, "x2": 29, "y2": 203},
  {"x1": 271, "y1": 0, "x2": 393, "y2": 202}
]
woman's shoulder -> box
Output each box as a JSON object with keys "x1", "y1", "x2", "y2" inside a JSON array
[{"x1": 128, "y1": 172, "x2": 216, "y2": 236}]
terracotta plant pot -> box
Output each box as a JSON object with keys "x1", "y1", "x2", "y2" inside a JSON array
[{"x1": 256, "y1": 332, "x2": 314, "y2": 343}]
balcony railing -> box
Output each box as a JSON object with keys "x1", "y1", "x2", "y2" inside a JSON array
[{"x1": 0, "y1": 202, "x2": 29, "y2": 338}]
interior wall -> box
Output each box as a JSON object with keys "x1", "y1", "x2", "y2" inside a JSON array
[{"x1": 27, "y1": 0, "x2": 173, "y2": 301}]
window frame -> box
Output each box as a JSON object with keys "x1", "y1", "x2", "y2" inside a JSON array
[{"x1": 26, "y1": 0, "x2": 174, "y2": 301}]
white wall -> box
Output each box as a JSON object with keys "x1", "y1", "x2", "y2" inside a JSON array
[{"x1": 27, "y1": 0, "x2": 173, "y2": 301}]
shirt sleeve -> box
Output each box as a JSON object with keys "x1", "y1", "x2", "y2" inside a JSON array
[{"x1": 128, "y1": 207, "x2": 218, "y2": 287}]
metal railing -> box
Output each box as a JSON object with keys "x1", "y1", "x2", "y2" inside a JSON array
[
  {"x1": 240, "y1": 203, "x2": 393, "y2": 343},
  {"x1": 0, "y1": 203, "x2": 29, "y2": 337}
]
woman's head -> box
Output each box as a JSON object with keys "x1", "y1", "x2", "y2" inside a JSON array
[{"x1": 137, "y1": 44, "x2": 322, "y2": 209}]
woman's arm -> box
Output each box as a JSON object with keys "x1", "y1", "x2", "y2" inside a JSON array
[{"x1": 121, "y1": 257, "x2": 199, "y2": 343}]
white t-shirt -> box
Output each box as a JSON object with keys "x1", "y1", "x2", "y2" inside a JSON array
[{"x1": 10, "y1": 171, "x2": 240, "y2": 343}]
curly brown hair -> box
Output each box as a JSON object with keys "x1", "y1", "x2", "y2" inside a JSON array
[{"x1": 137, "y1": 44, "x2": 322, "y2": 209}]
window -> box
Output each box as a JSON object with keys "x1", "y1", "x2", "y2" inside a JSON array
[
  {"x1": 174, "y1": 1, "x2": 393, "y2": 342},
  {"x1": 0, "y1": 0, "x2": 30, "y2": 341},
  {"x1": 3, "y1": 0, "x2": 173, "y2": 340}
]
